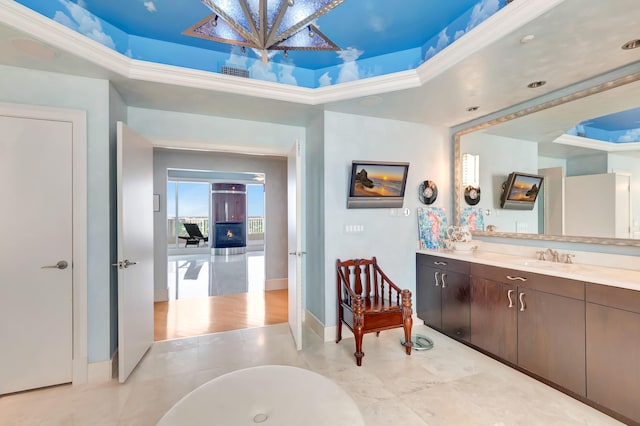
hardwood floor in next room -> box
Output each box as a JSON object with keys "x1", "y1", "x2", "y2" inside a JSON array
[{"x1": 154, "y1": 289, "x2": 288, "y2": 341}]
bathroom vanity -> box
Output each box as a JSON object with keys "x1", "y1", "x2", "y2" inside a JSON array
[{"x1": 416, "y1": 250, "x2": 640, "y2": 425}]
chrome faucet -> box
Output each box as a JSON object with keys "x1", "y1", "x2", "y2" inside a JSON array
[{"x1": 544, "y1": 248, "x2": 560, "y2": 263}]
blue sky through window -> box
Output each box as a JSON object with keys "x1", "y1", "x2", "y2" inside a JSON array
[
  {"x1": 247, "y1": 184, "x2": 264, "y2": 217},
  {"x1": 168, "y1": 181, "x2": 264, "y2": 217}
]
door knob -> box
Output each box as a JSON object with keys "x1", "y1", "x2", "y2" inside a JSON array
[
  {"x1": 111, "y1": 259, "x2": 138, "y2": 269},
  {"x1": 41, "y1": 260, "x2": 69, "y2": 270}
]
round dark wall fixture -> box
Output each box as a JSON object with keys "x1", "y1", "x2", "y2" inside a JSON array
[
  {"x1": 418, "y1": 180, "x2": 438, "y2": 205},
  {"x1": 464, "y1": 186, "x2": 481, "y2": 205}
]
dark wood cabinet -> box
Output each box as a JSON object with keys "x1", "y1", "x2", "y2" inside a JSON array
[
  {"x1": 586, "y1": 283, "x2": 640, "y2": 424},
  {"x1": 469, "y1": 263, "x2": 586, "y2": 397},
  {"x1": 416, "y1": 254, "x2": 470, "y2": 342},
  {"x1": 418, "y1": 256, "x2": 640, "y2": 423},
  {"x1": 517, "y1": 287, "x2": 585, "y2": 396},
  {"x1": 470, "y1": 276, "x2": 517, "y2": 364}
]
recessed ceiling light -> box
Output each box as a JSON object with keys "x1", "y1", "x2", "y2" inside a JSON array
[
  {"x1": 527, "y1": 80, "x2": 546, "y2": 89},
  {"x1": 466, "y1": 106, "x2": 479, "y2": 112},
  {"x1": 622, "y1": 39, "x2": 640, "y2": 50},
  {"x1": 520, "y1": 34, "x2": 535, "y2": 44}
]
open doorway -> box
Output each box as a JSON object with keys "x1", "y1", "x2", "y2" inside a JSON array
[{"x1": 154, "y1": 161, "x2": 289, "y2": 341}]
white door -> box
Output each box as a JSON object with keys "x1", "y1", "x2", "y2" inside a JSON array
[
  {"x1": 287, "y1": 141, "x2": 303, "y2": 350},
  {"x1": 116, "y1": 122, "x2": 154, "y2": 382},
  {"x1": 0, "y1": 116, "x2": 73, "y2": 394}
]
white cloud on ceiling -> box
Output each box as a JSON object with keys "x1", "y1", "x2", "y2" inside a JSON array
[
  {"x1": 454, "y1": 30, "x2": 465, "y2": 41},
  {"x1": 250, "y1": 62, "x2": 278, "y2": 83},
  {"x1": 225, "y1": 48, "x2": 249, "y2": 68},
  {"x1": 144, "y1": 1, "x2": 157, "y2": 12},
  {"x1": 336, "y1": 47, "x2": 363, "y2": 84},
  {"x1": 318, "y1": 72, "x2": 332, "y2": 87},
  {"x1": 225, "y1": 48, "x2": 298, "y2": 86},
  {"x1": 278, "y1": 66, "x2": 298, "y2": 86},
  {"x1": 466, "y1": 0, "x2": 500, "y2": 31},
  {"x1": 424, "y1": 28, "x2": 450, "y2": 60},
  {"x1": 54, "y1": 0, "x2": 115, "y2": 49},
  {"x1": 617, "y1": 128, "x2": 640, "y2": 142}
]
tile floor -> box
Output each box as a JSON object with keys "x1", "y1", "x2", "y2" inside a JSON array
[
  {"x1": 167, "y1": 252, "x2": 265, "y2": 299},
  {"x1": 0, "y1": 323, "x2": 622, "y2": 426}
]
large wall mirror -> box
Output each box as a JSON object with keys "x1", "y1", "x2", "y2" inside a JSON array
[{"x1": 454, "y1": 71, "x2": 640, "y2": 247}]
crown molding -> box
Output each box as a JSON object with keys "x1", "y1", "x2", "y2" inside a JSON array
[
  {"x1": 554, "y1": 134, "x2": 640, "y2": 152},
  {"x1": 416, "y1": 0, "x2": 566, "y2": 84},
  {"x1": 0, "y1": 0, "x2": 567, "y2": 106}
]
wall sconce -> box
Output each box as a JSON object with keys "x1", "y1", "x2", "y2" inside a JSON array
[{"x1": 462, "y1": 153, "x2": 479, "y2": 187}]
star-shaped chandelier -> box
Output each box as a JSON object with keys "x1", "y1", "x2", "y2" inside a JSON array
[{"x1": 184, "y1": 0, "x2": 345, "y2": 63}]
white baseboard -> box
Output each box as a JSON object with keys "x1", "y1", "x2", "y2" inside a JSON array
[
  {"x1": 265, "y1": 278, "x2": 287, "y2": 291},
  {"x1": 72, "y1": 356, "x2": 88, "y2": 385},
  {"x1": 87, "y1": 358, "x2": 113, "y2": 383},
  {"x1": 154, "y1": 288, "x2": 169, "y2": 302},
  {"x1": 303, "y1": 310, "x2": 325, "y2": 340}
]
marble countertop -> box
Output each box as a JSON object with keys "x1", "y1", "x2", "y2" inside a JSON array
[{"x1": 417, "y1": 248, "x2": 640, "y2": 292}]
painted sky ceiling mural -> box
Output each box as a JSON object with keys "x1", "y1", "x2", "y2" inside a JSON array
[
  {"x1": 15, "y1": 0, "x2": 508, "y2": 88},
  {"x1": 568, "y1": 107, "x2": 640, "y2": 144}
]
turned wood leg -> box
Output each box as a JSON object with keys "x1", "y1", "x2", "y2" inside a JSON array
[
  {"x1": 401, "y1": 289, "x2": 413, "y2": 356},
  {"x1": 336, "y1": 307, "x2": 343, "y2": 343},
  {"x1": 354, "y1": 296, "x2": 365, "y2": 366}
]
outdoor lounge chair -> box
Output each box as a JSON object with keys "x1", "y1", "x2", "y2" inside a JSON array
[{"x1": 178, "y1": 223, "x2": 209, "y2": 247}]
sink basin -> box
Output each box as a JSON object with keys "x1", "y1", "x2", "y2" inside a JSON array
[{"x1": 517, "y1": 259, "x2": 571, "y2": 270}]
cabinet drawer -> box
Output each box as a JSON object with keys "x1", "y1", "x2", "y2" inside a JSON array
[
  {"x1": 586, "y1": 283, "x2": 640, "y2": 314},
  {"x1": 470, "y1": 263, "x2": 584, "y2": 300},
  {"x1": 417, "y1": 254, "x2": 469, "y2": 274}
]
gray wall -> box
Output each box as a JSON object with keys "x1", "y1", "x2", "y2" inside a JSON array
[
  {"x1": 0, "y1": 65, "x2": 113, "y2": 363},
  {"x1": 108, "y1": 84, "x2": 127, "y2": 358},
  {"x1": 303, "y1": 112, "x2": 325, "y2": 322},
  {"x1": 153, "y1": 149, "x2": 288, "y2": 293}
]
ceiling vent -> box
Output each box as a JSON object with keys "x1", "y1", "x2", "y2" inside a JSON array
[{"x1": 220, "y1": 66, "x2": 249, "y2": 78}]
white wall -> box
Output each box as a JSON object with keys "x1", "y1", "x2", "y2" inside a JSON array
[
  {"x1": 0, "y1": 65, "x2": 113, "y2": 363},
  {"x1": 609, "y1": 152, "x2": 640, "y2": 237},
  {"x1": 461, "y1": 132, "x2": 539, "y2": 234},
  {"x1": 152, "y1": 148, "x2": 288, "y2": 294},
  {"x1": 323, "y1": 111, "x2": 449, "y2": 327},
  {"x1": 126, "y1": 107, "x2": 304, "y2": 154}
]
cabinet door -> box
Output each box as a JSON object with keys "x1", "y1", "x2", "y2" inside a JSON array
[
  {"x1": 441, "y1": 270, "x2": 471, "y2": 341},
  {"x1": 517, "y1": 288, "x2": 586, "y2": 396},
  {"x1": 470, "y1": 277, "x2": 517, "y2": 364},
  {"x1": 416, "y1": 263, "x2": 441, "y2": 329},
  {"x1": 586, "y1": 303, "x2": 640, "y2": 423}
]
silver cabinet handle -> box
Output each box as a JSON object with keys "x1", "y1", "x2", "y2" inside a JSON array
[
  {"x1": 41, "y1": 260, "x2": 68, "y2": 270},
  {"x1": 506, "y1": 275, "x2": 527, "y2": 282},
  {"x1": 519, "y1": 292, "x2": 526, "y2": 311},
  {"x1": 507, "y1": 289, "x2": 515, "y2": 308},
  {"x1": 434, "y1": 271, "x2": 440, "y2": 287},
  {"x1": 434, "y1": 261, "x2": 448, "y2": 266},
  {"x1": 441, "y1": 273, "x2": 447, "y2": 288}
]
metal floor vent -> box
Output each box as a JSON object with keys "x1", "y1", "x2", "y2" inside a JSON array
[{"x1": 221, "y1": 66, "x2": 250, "y2": 78}]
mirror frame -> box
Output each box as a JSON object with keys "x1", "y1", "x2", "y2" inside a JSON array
[{"x1": 453, "y1": 70, "x2": 640, "y2": 247}]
